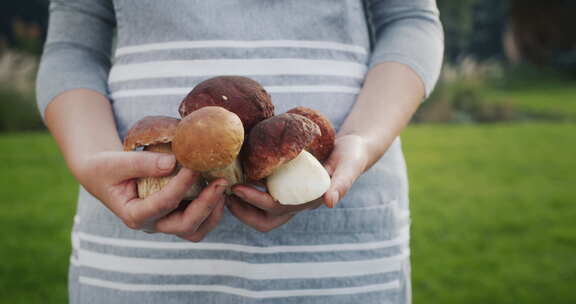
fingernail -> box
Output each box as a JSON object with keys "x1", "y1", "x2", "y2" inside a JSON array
[
  {"x1": 157, "y1": 155, "x2": 175, "y2": 170},
  {"x1": 327, "y1": 191, "x2": 339, "y2": 208}
]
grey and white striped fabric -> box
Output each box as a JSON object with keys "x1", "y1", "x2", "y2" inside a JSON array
[{"x1": 37, "y1": 0, "x2": 443, "y2": 303}]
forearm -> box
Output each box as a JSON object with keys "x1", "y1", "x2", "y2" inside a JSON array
[
  {"x1": 338, "y1": 62, "x2": 424, "y2": 170},
  {"x1": 44, "y1": 89, "x2": 121, "y2": 178}
]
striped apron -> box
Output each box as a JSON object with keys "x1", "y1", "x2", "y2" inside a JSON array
[{"x1": 68, "y1": 0, "x2": 412, "y2": 302}]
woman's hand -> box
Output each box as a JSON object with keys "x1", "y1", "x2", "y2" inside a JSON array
[
  {"x1": 227, "y1": 184, "x2": 322, "y2": 232},
  {"x1": 322, "y1": 134, "x2": 370, "y2": 208},
  {"x1": 74, "y1": 150, "x2": 227, "y2": 242},
  {"x1": 227, "y1": 134, "x2": 370, "y2": 232}
]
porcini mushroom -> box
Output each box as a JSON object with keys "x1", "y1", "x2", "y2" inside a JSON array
[
  {"x1": 178, "y1": 76, "x2": 274, "y2": 133},
  {"x1": 244, "y1": 113, "x2": 331, "y2": 205},
  {"x1": 172, "y1": 106, "x2": 244, "y2": 190},
  {"x1": 287, "y1": 106, "x2": 335, "y2": 163},
  {"x1": 123, "y1": 116, "x2": 204, "y2": 199}
]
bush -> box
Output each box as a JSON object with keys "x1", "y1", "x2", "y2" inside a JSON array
[
  {"x1": 0, "y1": 87, "x2": 44, "y2": 132},
  {"x1": 414, "y1": 76, "x2": 517, "y2": 124},
  {"x1": 413, "y1": 60, "x2": 576, "y2": 124},
  {"x1": 0, "y1": 49, "x2": 44, "y2": 132}
]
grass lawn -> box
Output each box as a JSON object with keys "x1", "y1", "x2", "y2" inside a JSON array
[
  {"x1": 485, "y1": 79, "x2": 576, "y2": 120},
  {"x1": 403, "y1": 123, "x2": 576, "y2": 303},
  {"x1": 0, "y1": 134, "x2": 76, "y2": 304},
  {"x1": 0, "y1": 124, "x2": 575, "y2": 303}
]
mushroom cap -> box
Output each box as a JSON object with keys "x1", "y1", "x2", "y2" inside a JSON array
[
  {"x1": 123, "y1": 116, "x2": 180, "y2": 151},
  {"x1": 287, "y1": 107, "x2": 335, "y2": 162},
  {"x1": 244, "y1": 113, "x2": 321, "y2": 181},
  {"x1": 178, "y1": 76, "x2": 274, "y2": 132},
  {"x1": 172, "y1": 106, "x2": 244, "y2": 172}
]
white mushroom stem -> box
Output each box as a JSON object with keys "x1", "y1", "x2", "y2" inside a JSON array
[
  {"x1": 139, "y1": 143, "x2": 203, "y2": 199},
  {"x1": 266, "y1": 150, "x2": 331, "y2": 205},
  {"x1": 203, "y1": 158, "x2": 243, "y2": 193}
]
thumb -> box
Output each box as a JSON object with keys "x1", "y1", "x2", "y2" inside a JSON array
[
  {"x1": 323, "y1": 160, "x2": 359, "y2": 208},
  {"x1": 102, "y1": 151, "x2": 176, "y2": 181},
  {"x1": 323, "y1": 153, "x2": 338, "y2": 176}
]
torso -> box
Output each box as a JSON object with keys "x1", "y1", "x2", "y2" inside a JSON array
[{"x1": 71, "y1": 1, "x2": 412, "y2": 303}]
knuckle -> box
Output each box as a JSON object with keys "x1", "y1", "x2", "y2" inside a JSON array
[
  {"x1": 123, "y1": 218, "x2": 141, "y2": 230},
  {"x1": 122, "y1": 209, "x2": 143, "y2": 230},
  {"x1": 254, "y1": 222, "x2": 274, "y2": 233}
]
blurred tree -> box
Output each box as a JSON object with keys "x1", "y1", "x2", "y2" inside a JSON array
[
  {"x1": 468, "y1": 0, "x2": 508, "y2": 61},
  {"x1": 438, "y1": 0, "x2": 508, "y2": 62},
  {"x1": 0, "y1": 0, "x2": 48, "y2": 54},
  {"x1": 437, "y1": 0, "x2": 476, "y2": 62},
  {"x1": 507, "y1": 0, "x2": 576, "y2": 73}
]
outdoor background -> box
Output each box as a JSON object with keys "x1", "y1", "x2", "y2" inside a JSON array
[{"x1": 1, "y1": 0, "x2": 575, "y2": 303}]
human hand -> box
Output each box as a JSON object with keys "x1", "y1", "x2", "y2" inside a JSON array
[
  {"x1": 321, "y1": 134, "x2": 370, "y2": 208},
  {"x1": 227, "y1": 134, "x2": 370, "y2": 232},
  {"x1": 73, "y1": 151, "x2": 227, "y2": 241},
  {"x1": 227, "y1": 184, "x2": 322, "y2": 232}
]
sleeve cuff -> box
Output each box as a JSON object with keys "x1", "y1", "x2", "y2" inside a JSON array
[{"x1": 368, "y1": 52, "x2": 439, "y2": 99}]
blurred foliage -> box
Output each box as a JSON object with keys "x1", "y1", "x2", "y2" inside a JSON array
[
  {"x1": 0, "y1": 86, "x2": 43, "y2": 132},
  {"x1": 415, "y1": 59, "x2": 576, "y2": 123},
  {"x1": 0, "y1": 0, "x2": 48, "y2": 55},
  {"x1": 508, "y1": 0, "x2": 576, "y2": 72},
  {"x1": 438, "y1": 0, "x2": 508, "y2": 62},
  {"x1": 484, "y1": 66, "x2": 576, "y2": 120},
  {"x1": 0, "y1": 49, "x2": 44, "y2": 132}
]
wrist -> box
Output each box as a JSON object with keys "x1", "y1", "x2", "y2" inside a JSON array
[{"x1": 44, "y1": 89, "x2": 123, "y2": 181}]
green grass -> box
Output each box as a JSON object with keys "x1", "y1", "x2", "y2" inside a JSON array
[
  {"x1": 403, "y1": 123, "x2": 576, "y2": 303},
  {"x1": 0, "y1": 133, "x2": 76, "y2": 304},
  {"x1": 485, "y1": 82, "x2": 576, "y2": 120},
  {"x1": 1, "y1": 124, "x2": 575, "y2": 303}
]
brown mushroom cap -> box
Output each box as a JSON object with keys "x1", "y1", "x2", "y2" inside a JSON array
[
  {"x1": 287, "y1": 107, "x2": 335, "y2": 162},
  {"x1": 123, "y1": 116, "x2": 180, "y2": 151},
  {"x1": 172, "y1": 106, "x2": 244, "y2": 172},
  {"x1": 178, "y1": 76, "x2": 274, "y2": 132},
  {"x1": 244, "y1": 113, "x2": 321, "y2": 181}
]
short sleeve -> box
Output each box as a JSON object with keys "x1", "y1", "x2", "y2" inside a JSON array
[
  {"x1": 366, "y1": 0, "x2": 444, "y2": 97},
  {"x1": 36, "y1": 0, "x2": 116, "y2": 117}
]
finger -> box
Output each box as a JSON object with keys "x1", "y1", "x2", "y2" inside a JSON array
[
  {"x1": 323, "y1": 159, "x2": 360, "y2": 208},
  {"x1": 98, "y1": 151, "x2": 176, "y2": 182},
  {"x1": 123, "y1": 168, "x2": 200, "y2": 229},
  {"x1": 270, "y1": 198, "x2": 323, "y2": 215},
  {"x1": 232, "y1": 184, "x2": 279, "y2": 211},
  {"x1": 180, "y1": 196, "x2": 226, "y2": 242},
  {"x1": 323, "y1": 190, "x2": 339, "y2": 209},
  {"x1": 233, "y1": 185, "x2": 321, "y2": 215},
  {"x1": 323, "y1": 154, "x2": 338, "y2": 176},
  {"x1": 154, "y1": 179, "x2": 227, "y2": 234},
  {"x1": 248, "y1": 179, "x2": 267, "y2": 188},
  {"x1": 226, "y1": 196, "x2": 293, "y2": 232}
]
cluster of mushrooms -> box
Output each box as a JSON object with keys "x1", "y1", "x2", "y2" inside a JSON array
[{"x1": 123, "y1": 76, "x2": 335, "y2": 206}]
